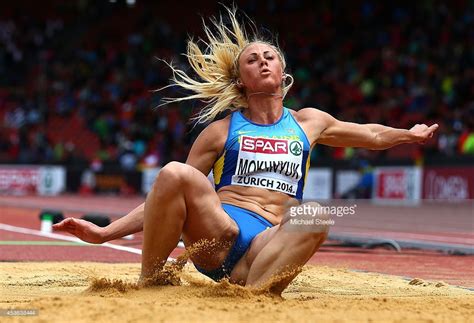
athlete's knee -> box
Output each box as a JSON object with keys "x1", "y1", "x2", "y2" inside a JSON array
[
  {"x1": 301, "y1": 210, "x2": 330, "y2": 242},
  {"x1": 288, "y1": 227, "x2": 328, "y2": 246},
  {"x1": 313, "y1": 212, "x2": 331, "y2": 235},
  {"x1": 303, "y1": 212, "x2": 329, "y2": 248},
  {"x1": 154, "y1": 161, "x2": 189, "y2": 189}
]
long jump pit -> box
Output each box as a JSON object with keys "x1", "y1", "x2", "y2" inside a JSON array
[
  {"x1": 1, "y1": 196, "x2": 473, "y2": 322},
  {"x1": 1, "y1": 261, "x2": 473, "y2": 322}
]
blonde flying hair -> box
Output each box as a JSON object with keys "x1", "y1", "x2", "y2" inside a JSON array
[{"x1": 159, "y1": 7, "x2": 294, "y2": 124}]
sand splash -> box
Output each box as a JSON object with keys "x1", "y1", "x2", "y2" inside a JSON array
[
  {"x1": 84, "y1": 238, "x2": 303, "y2": 298},
  {"x1": 87, "y1": 277, "x2": 139, "y2": 294}
]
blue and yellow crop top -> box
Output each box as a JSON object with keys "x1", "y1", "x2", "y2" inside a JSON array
[{"x1": 213, "y1": 107, "x2": 312, "y2": 200}]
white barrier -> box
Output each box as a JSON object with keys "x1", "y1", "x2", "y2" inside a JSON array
[
  {"x1": 335, "y1": 170, "x2": 360, "y2": 197},
  {"x1": 303, "y1": 168, "x2": 333, "y2": 200},
  {"x1": 141, "y1": 167, "x2": 161, "y2": 194}
]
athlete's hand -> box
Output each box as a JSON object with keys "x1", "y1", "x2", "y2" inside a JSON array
[
  {"x1": 409, "y1": 123, "x2": 438, "y2": 144},
  {"x1": 53, "y1": 218, "x2": 105, "y2": 244}
]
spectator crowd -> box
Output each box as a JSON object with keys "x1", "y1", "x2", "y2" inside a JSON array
[{"x1": 0, "y1": 0, "x2": 473, "y2": 170}]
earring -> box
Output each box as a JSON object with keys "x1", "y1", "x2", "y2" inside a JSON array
[{"x1": 282, "y1": 73, "x2": 293, "y2": 86}]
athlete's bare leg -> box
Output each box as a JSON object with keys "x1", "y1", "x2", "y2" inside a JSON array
[
  {"x1": 230, "y1": 202, "x2": 329, "y2": 293},
  {"x1": 140, "y1": 162, "x2": 238, "y2": 281}
]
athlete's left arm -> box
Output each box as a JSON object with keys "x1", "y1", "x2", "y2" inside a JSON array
[{"x1": 300, "y1": 108, "x2": 438, "y2": 150}]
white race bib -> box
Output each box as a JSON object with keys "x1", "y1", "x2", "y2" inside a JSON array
[{"x1": 231, "y1": 136, "x2": 304, "y2": 195}]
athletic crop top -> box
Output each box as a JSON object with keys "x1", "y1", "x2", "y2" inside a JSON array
[{"x1": 213, "y1": 107, "x2": 312, "y2": 200}]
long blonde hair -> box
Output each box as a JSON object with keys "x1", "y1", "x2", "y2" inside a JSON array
[{"x1": 158, "y1": 7, "x2": 294, "y2": 124}]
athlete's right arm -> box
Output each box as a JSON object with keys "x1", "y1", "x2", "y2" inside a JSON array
[
  {"x1": 52, "y1": 203, "x2": 144, "y2": 244},
  {"x1": 53, "y1": 118, "x2": 229, "y2": 243}
]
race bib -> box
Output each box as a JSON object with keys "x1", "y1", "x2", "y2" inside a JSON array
[{"x1": 231, "y1": 136, "x2": 303, "y2": 195}]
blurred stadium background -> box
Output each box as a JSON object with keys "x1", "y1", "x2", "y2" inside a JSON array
[{"x1": 0, "y1": 0, "x2": 472, "y2": 255}]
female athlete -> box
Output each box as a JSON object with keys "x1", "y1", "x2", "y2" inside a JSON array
[{"x1": 54, "y1": 8, "x2": 438, "y2": 294}]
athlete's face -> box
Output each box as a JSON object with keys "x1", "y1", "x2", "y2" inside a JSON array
[{"x1": 237, "y1": 42, "x2": 284, "y2": 95}]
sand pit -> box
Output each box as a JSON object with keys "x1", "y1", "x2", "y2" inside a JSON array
[{"x1": 0, "y1": 262, "x2": 473, "y2": 322}]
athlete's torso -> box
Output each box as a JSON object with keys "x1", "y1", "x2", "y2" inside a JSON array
[{"x1": 213, "y1": 108, "x2": 312, "y2": 223}]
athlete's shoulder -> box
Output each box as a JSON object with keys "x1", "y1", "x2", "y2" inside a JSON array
[
  {"x1": 287, "y1": 107, "x2": 334, "y2": 145},
  {"x1": 194, "y1": 115, "x2": 231, "y2": 152},
  {"x1": 289, "y1": 107, "x2": 332, "y2": 125},
  {"x1": 202, "y1": 114, "x2": 231, "y2": 136},
  {"x1": 188, "y1": 115, "x2": 231, "y2": 168}
]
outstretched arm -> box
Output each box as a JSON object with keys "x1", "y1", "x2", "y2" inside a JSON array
[
  {"x1": 53, "y1": 203, "x2": 144, "y2": 243},
  {"x1": 300, "y1": 108, "x2": 438, "y2": 149}
]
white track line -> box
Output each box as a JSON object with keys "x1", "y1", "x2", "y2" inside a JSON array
[{"x1": 0, "y1": 223, "x2": 182, "y2": 261}]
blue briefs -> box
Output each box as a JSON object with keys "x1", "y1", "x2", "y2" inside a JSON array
[{"x1": 194, "y1": 203, "x2": 274, "y2": 281}]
